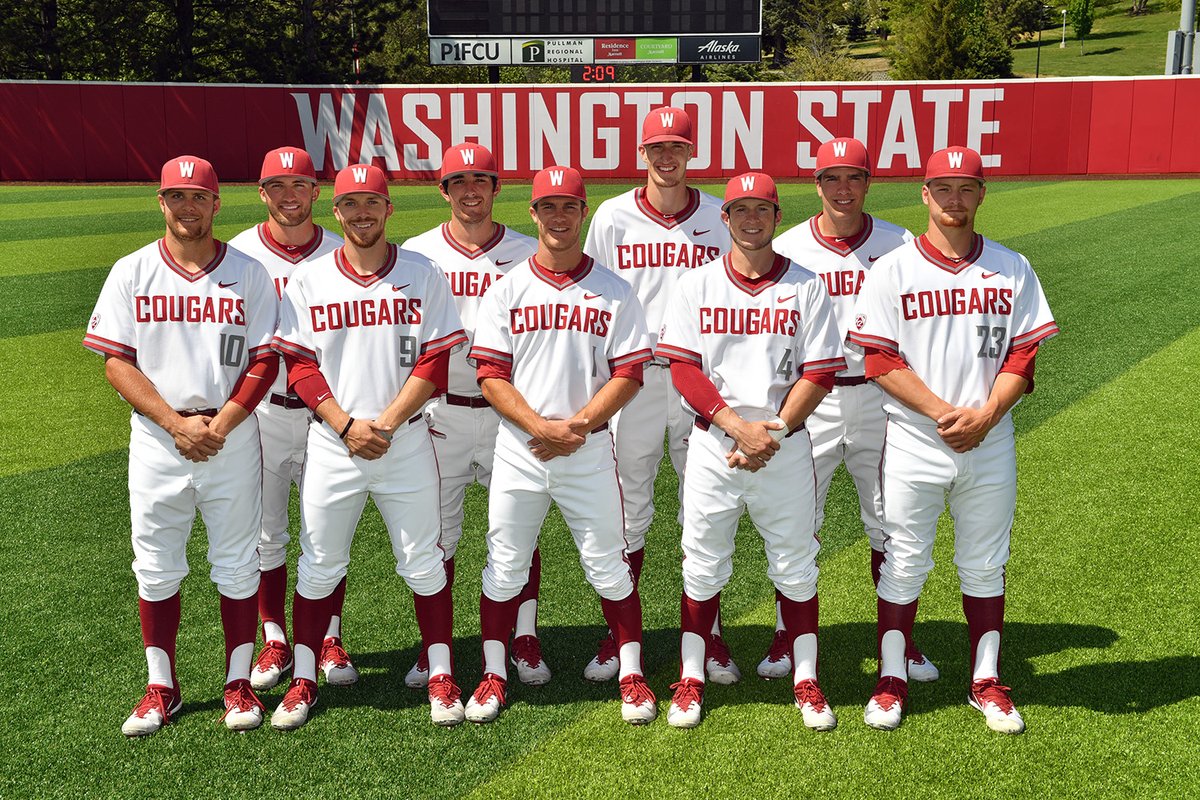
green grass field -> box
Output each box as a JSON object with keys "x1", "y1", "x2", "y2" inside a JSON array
[{"x1": 1, "y1": 177, "x2": 1198, "y2": 799}]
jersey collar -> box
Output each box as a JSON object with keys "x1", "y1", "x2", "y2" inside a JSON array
[
  {"x1": 530, "y1": 253, "x2": 593, "y2": 289},
  {"x1": 634, "y1": 187, "x2": 700, "y2": 229},
  {"x1": 915, "y1": 233, "x2": 984, "y2": 274},
  {"x1": 809, "y1": 213, "x2": 873, "y2": 256},
  {"x1": 440, "y1": 222, "x2": 506, "y2": 259},
  {"x1": 158, "y1": 239, "x2": 227, "y2": 282},
  {"x1": 335, "y1": 243, "x2": 397, "y2": 286},
  {"x1": 722, "y1": 253, "x2": 789, "y2": 296},
  {"x1": 258, "y1": 223, "x2": 324, "y2": 264}
]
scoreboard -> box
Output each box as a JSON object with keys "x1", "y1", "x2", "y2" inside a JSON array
[{"x1": 428, "y1": 0, "x2": 762, "y2": 66}]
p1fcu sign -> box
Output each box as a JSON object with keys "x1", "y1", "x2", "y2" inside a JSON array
[{"x1": 2, "y1": 78, "x2": 1199, "y2": 181}]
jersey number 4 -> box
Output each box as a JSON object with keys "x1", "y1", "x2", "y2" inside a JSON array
[{"x1": 976, "y1": 326, "x2": 1007, "y2": 358}]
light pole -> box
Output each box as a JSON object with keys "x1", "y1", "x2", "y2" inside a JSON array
[{"x1": 1060, "y1": 9, "x2": 1068, "y2": 48}]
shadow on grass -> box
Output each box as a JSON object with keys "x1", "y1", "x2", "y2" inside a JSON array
[
  {"x1": 205, "y1": 621, "x2": 1197, "y2": 723},
  {"x1": 1084, "y1": 47, "x2": 1123, "y2": 56}
]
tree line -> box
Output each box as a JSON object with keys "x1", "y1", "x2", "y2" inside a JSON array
[{"x1": 0, "y1": 0, "x2": 1107, "y2": 84}]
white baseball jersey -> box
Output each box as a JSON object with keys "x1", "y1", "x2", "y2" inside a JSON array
[
  {"x1": 774, "y1": 214, "x2": 913, "y2": 377},
  {"x1": 272, "y1": 245, "x2": 467, "y2": 418},
  {"x1": 401, "y1": 223, "x2": 537, "y2": 396},
  {"x1": 469, "y1": 256, "x2": 652, "y2": 425},
  {"x1": 84, "y1": 240, "x2": 277, "y2": 409},
  {"x1": 228, "y1": 223, "x2": 343, "y2": 397},
  {"x1": 584, "y1": 187, "x2": 730, "y2": 346},
  {"x1": 656, "y1": 255, "x2": 847, "y2": 421},
  {"x1": 849, "y1": 234, "x2": 1059, "y2": 425}
]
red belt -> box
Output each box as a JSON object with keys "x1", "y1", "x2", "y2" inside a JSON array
[
  {"x1": 694, "y1": 416, "x2": 802, "y2": 437},
  {"x1": 444, "y1": 393, "x2": 491, "y2": 409},
  {"x1": 270, "y1": 393, "x2": 308, "y2": 410},
  {"x1": 834, "y1": 376, "x2": 868, "y2": 387}
]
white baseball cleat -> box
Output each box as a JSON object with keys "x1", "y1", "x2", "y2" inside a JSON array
[
  {"x1": 427, "y1": 674, "x2": 466, "y2": 727},
  {"x1": 510, "y1": 635, "x2": 552, "y2": 686},
  {"x1": 619, "y1": 674, "x2": 658, "y2": 725},
  {"x1": 667, "y1": 678, "x2": 705, "y2": 729},
  {"x1": 969, "y1": 678, "x2": 1026, "y2": 734},
  {"x1": 121, "y1": 684, "x2": 182, "y2": 737},
  {"x1": 271, "y1": 678, "x2": 318, "y2": 731},
  {"x1": 319, "y1": 637, "x2": 359, "y2": 687},
  {"x1": 583, "y1": 632, "x2": 620, "y2": 682},
  {"x1": 464, "y1": 673, "x2": 507, "y2": 724},
  {"x1": 756, "y1": 630, "x2": 793, "y2": 679},
  {"x1": 705, "y1": 634, "x2": 742, "y2": 685},
  {"x1": 907, "y1": 651, "x2": 941, "y2": 683},
  {"x1": 793, "y1": 679, "x2": 837, "y2": 731},
  {"x1": 250, "y1": 641, "x2": 293, "y2": 692},
  {"x1": 220, "y1": 679, "x2": 266, "y2": 732},
  {"x1": 405, "y1": 650, "x2": 430, "y2": 689},
  {"x1": 864, "y1": 676, "x2": 907, "y2": 731}
]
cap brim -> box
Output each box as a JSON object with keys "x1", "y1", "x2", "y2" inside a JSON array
[
  {"x1": 924, "y1": 172, "x2": 986, "y2": 183},
  {"x1": 333, "y1": 190, "x2": 390, "y2": 203},
  {"x1": 641, "y1": 134, "x2": 693, "y2": 146},
  {"x1": 814, "y1": 164, "x2": 870, "y2": 177},
  {"x1": 440, "y1": 169, "x2": 499, "y2": 181},
  {"x1": 530, "y1": 193, "x2": 586, "y2": 204},
  {"x1": 159, "y1": 182, "x2": 219, "y2": 195},
  {"x1": 259, "y1": 173, "x2": 318, "y2": 185}
]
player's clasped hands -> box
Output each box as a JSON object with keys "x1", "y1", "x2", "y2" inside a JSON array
[
  {"x1": 172, "y1": 415, "x2": 225, "y2": 462},
  {"x1": 344, "y1": 419, "x2": 393, "y2": 460},
  {"x1": 936, "y1": 406, "x2": 995, "y2": 453},
  {"x1": 726, "y1": 419, "x2": 784, "y2": 472},
  {"x1": 527, "y1": 417, "x2": 591, "y2": 461}
]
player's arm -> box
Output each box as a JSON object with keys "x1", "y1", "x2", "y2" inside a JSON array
[
  {"x1": 209, "y1": 354, "x2": 279, "y2": 437},
  {"x1": 103, "y1": 354, "x2": 225, "y2": 462},
  {"x1": 777, "y1": 368, "x2": 836, "y2": 433},
  {"x1": 936, "y1": 341, "x2": 1038, "y2": 452},
  {"x1": 480, "y1": 375, "x2": 588, "y2": 460},
  {"x1": 284, "y1": 353, "x2": 391, "y2": 460},
  {"x1": 867, "y1": 346, "x2": 956, "y2": 422},
  {"x1": 375, "y1": 347, "x2": 450, "y2": 435},
  {"x1": 526, "y1": 369, "x2": 643, "y2": 461}
]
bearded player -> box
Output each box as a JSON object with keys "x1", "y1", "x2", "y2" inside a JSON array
[
  {"x1": 768, "y1": 138, "x2": 938, "y2": 683},
  {"x1": 582, "y1": 107, "x2": 739, "y2": 684},
  {"x1": 657, "y1": 172, "x2": 846, "y2": 729},
  {"x1": 850, "y1": 147, "x2": 1058, "y2": 734},
  {"x1": 465, "y1": 167, "x2": 657, "y2": 725},
  {"x1": 269, "y1": 164, "x2": 468, "y2": 729},
  {"x1": 400, "y1": 144, "x2": 547, "y2": 689},
  {"x1": 228, "y1": 147, "x2": 356, "y2": 694},
  {"x1": 84, "y1": 156, "x2": 279, "y2": 735}
]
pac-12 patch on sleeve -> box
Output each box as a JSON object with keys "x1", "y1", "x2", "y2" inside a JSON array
[
  {"x1": 855, "y1": 314, "x2": 866, "y2": 330},
  {"x1": 90, "y1": 314, "x2": 101, "y2": 330}
]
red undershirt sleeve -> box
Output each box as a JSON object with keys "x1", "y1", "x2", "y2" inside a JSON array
[
  {"x1": 799, "y1": 368, "x2": 837, "y2": 392},
  {"x1": 284, "y1": 353, "x2": 334, "y2": 411},
  {"x1": 669, "y1": 360, "x2": 728, "y2": 421},
  {"x1": 610, "y1": 362, "x2": 644, "y2": 384},
  {"x1": 228, "y1": 354, "x2": 279, "y2": 412},
  {"x1": 476, "y1": 357, "x2": 512, "y2": 384},
  {"x1": 1000, "y1": 341, "x2": 1039, "y2": 393},
  {"x1": 411, "y1": 348, "x2": 450, "y2": 393},
  {"x1": 864, "y1": 347, "x2": 909, "y2": 381}
]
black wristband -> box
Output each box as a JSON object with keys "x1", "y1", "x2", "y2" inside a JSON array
[{"x1": 339, "y1": 418, "x2": 354, "y2": 439}]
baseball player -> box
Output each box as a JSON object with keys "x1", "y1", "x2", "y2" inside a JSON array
[
  {"x1": 400, "y1": 144, "x2": 546, "y2": 689},
  {"x1": 657, "y1": 172, "x2": 847, "y2": 729},
  {"x1": 582, "y1": 107, "x2": 739, "y2": 684},
  {"x1": 464, "y1": 166, "x2": 657, "y2": 725},
  {"x1": 84, "y1": 156, "x2": 279, "y2": 735},
  {"x1": 227, "y1": 147, "x2": 355, "y2": 694},
  {"x1": 849, "y1": 147, "x2": 1058, "y2": 734},
  {"x1": 268, "y1": 164, "x2": 469, "y2": 729},
  {"x1": 768, "y1": 137, "x2": 938, "y2": 684}
]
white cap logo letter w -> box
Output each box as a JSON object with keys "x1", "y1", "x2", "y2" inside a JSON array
[
  {"x1": 352, "y1": 166, "x2": 369, "y2": 183},
  {"x1": 832, "y1": 141, "x2": 848, "y2": 158},
  {"x1": 947, "y1": 151, "x2": 964, "y2": 169},
  {"x1": 279, "y1": 151, "x2": 295, "y2": 169},
  {"x1": 549, "y1": 169, "x2": 564, "y2": 186},
  {"x1": 740, "y1": 174, "x2": 756, "y2": 191},
  {"x1": 178, "y1": 161, "x2": 195, "y2": 178},
  {"x1": 461, "y1": 148, "x2": 475, "y2": 166},
  {"x1": 659, "y1": 111, "x2": 674, "y2": 128}
]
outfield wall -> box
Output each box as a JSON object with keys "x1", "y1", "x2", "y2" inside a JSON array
[{"x1": 2, "y1": 76, "x2": 1198, "y2": 182}]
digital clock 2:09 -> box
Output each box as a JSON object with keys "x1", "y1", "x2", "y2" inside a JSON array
[{"x1": 572, "y1": 65, "x2": 618, "y2": 83}]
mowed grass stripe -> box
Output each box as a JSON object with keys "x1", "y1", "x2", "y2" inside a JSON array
[{"x1": 465, "y1": 329, "x2": 1200, "y2": 799}]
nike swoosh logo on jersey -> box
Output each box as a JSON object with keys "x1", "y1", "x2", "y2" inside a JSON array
[
  {"x1": 777, "y1": 294, "x2": 796, "y2": 303},
  {"x1": 392, "y1": 283, "x2": 411, "y2": 291},
  {"x1": 317, "y1": 392, "x2": 331, "y2": 402},
  {"x1": 693, "y1": 229, "x2": 710, "y2": 236},
  {"x1": 496, "y1": 259, "x2": 512, "y2": 266},
  {"x1": 868, "y1": 256, "x2": 880, "y2": 262},
  {"x1": 584, "y1": 293, "x2": 602, "y2": 300},
  {"x1": 218, "y1": 281, "x2": 238, "y2": 288},
  {"x1": 981, "y1": 271, "x2": 999, "y2": 279}
]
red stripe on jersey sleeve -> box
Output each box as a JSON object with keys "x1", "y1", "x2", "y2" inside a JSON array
[
  {"x1": 1010, "y1": 321, "x2": 1060, "y2": 348},
  {"x1": 475, "y1": 357, "x2": 513, "y2": 384},
  {"x1": 1000, "y1": 341, "x2": 1039, "y2": 393},
  {"x1": 422, "y1": 329, "x2": 469, "y2": 356},
  {"x1": 82, "y1": 333, "x2": 136, "y2": 360},
  {"x1": 654, "y1": 343, "x2": 702, "y2": 367},
  {"x1": 468, "y1": 345, "x2": 512, "y2": 365},
  {"x1": 610, "y1": 348, "x2": 653, "y2": 369},
  {"x1": 847, "y1": 332, "x2": 899, "y2": 353},
  {"x1": 799, "y1": 356, "x2": 847, "y2": 373},
  {"x1": 610, "y1": 361, "x2": 644, "y2": 384},
  {"x1": 271, "y1": 336, "x2": 317, "y2": 361},
  {"x1": 249, "y1": 343, "x2": 274, "y2": 360}
]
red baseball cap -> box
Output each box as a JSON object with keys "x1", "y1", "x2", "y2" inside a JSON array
[
  {"x1": 159, "y1": 155, "x2": 219, "y2": 196},
  {"x1": 259, "y1": 147, "x2": 317, "y2": 184},
  {"x1": 641, "y1": 106, "x2": 693, "y2": 146},
  {"x1": 530, "y1": 166, "x2": 586, "y2": 204},
  {"x1": 723, "y1": 172, "x2": 779, "y2": 210},
  {"x1": 815, "y1": 137, "x2": 871, "y2": 177},
  {"x1": 441, "y1": 143, "x2": 499, "y2": 181},
  {"x1": 333, "y1": 164, "x2": 391, "y2": 203},
  {"x1": 924, "y1": 146, "x2": 986, "y2": 183}
]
